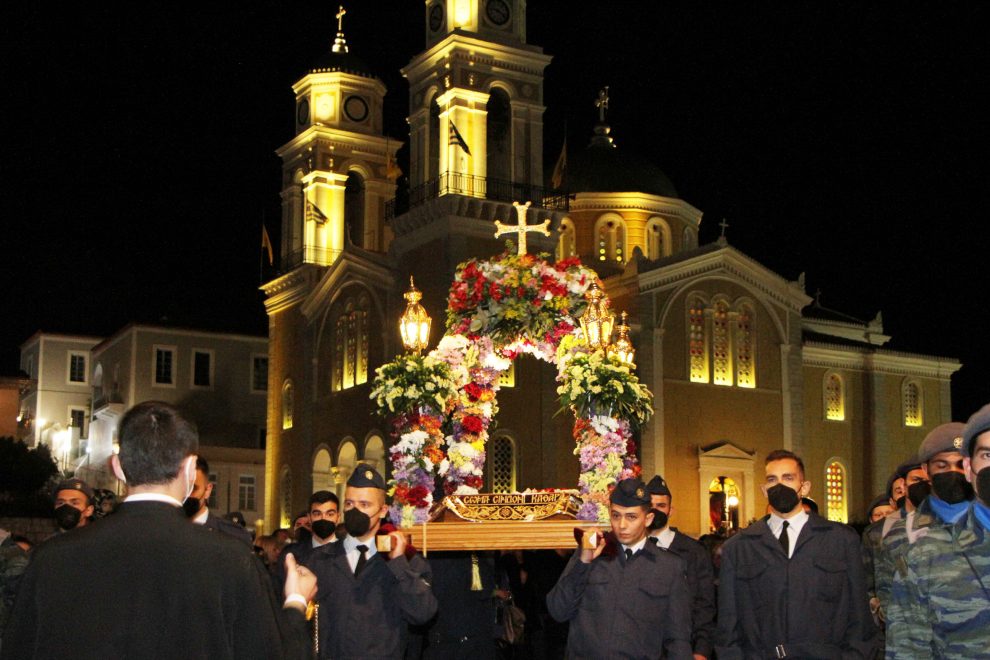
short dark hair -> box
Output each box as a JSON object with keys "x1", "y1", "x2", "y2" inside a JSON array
[
  {"x1": 309, "y1": 490, "x2": 339, "y2": 508},
  {"x1": 118, "y1": 401, "x2": 198, "y2": 486},
  {"x1": 765, "y1": 449, "x2": 805, "y2": 478},
  {"x1": 196, "y1": 456, "x2": 210, "y2": 475},
  {"x1": 293, "y1": 510, "x2": 310, "y2": 523}
]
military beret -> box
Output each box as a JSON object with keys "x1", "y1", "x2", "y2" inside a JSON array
[
  {"x1": 54, "y1": 478, "x2": 94, "y2": 503},
  {"x1": 347, "y1": 463, "x2": 386, "y2": 490},
  {"x1": 917, "y1": 422, "x2": 966, "y2": 463},
  {"x1": 610, "y1": 478, "x2": 651, "y2": 507},
  {"x1": 867, "y1": 494, "x2": 892, "y2": 517},
  {"x1": 895, "y1": 458, "x2": 922, "y2": 480},
  {"x1": 644, "y1": 475, "x2": 671, "y2": 497},
  {"x1": 962, "y1": 403, "x2": 990, "y2": 458}
]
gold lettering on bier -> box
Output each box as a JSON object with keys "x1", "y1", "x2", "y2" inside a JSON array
[{"x1": 441, "y1": 492, "x2": 581, "y2": 522}]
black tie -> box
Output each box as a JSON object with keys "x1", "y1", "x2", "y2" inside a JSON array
[
  {"x1": 624, "y1": 548, "x2": 634, "y2": 561},
  {"x1": 779, "y1": 521, "x2": 790, "y2": 558},
  {"x1": 355, "y1": 544, "x2": 368, "y2": 576}
]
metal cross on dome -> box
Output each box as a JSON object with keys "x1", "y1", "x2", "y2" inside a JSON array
[{"x1": 494, "y1": 201, "x2": 551, "y2": 256}]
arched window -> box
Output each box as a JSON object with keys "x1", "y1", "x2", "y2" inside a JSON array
[
  {"x1": 711, "y1": 299, "x2": 732, "y2": 386},
  {"x1": 312, "y1": 448, "x2": 333, "y2": 492},
  {"x1": 682, "y1": 227, "x2": 697, "y2": 250},
  {"x1": 645, "y1": 217, "x2": 670, "y2": 260},
  {"x1": 281, "y1": 380, "x2": 294, "y2": 430},
  {"x1": 734, "y1": 303, "x2": 755, "y2": 388},
  {"x1": 824, "y1": 373, "x2": 844, "y2": 421},
  {"x1": 486, "y1": 88, "x2": 511, "y2": 184},
  {"x1": 337, "y1": 440, "x2": 358, "y2": 500},
  {"x1": 687, "y1": 295, "x2": 709, "y2": 384},
  {"x1": 825, "y1": 461, "x2": 848, "y2": 523},
  {"x1": 333, "y1": 293, "x2": 371, "y2": 391},
  {"x1": 595, "y1": 215, "x2": 626, "y2": 263},
  {"x1": 279, "y1": 466, "x2": 293, "y2": 528},
  {"x1": 556, "y1": 218, "x2": 576, "y2": 260},
  {"x1": 428, "y1": 93, "x2": 440, "y2": 181},
  {"x1": 363, "y1": 434, "x2": 386, "y2": 473},
  {"x1": 345, "y1": 171, "x2": 366, "y2": 249},
  {"x1": 489, "y1": 434, "x2": 516, "y2": 493},
  {"x1": 903, "y1": 380, "x2": 923, "y2": 427}
]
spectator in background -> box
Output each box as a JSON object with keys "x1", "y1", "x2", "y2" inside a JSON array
[
  {"x1": 184, "y1": 457, "x2": 253, "y2": 547},
  {"x1": 50, "y1": 478, "x2": 95, "y2": 535}
]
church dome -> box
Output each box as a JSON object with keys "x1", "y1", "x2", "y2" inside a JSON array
[{"x1": 565, "y1": 125, "x2": 679, "y2": 199}]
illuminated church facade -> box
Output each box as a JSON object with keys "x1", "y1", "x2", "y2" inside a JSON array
[{"x1": 261, "y1": 1, "x2": 960, "y2": 537}]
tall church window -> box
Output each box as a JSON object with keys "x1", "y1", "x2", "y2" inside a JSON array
[
  {"x1": 711, "y1": 300, "x2": 732, "y2": 386},
  {"x1": 825, "y1": 461, "x2": 848, "y2": 523},
  {"x1": 824, "y1": 373, "x2": 845, "y2": 421},
  {"x1": 688, "y1": 296, "x2": 709, "y2": 384},
  {"x1": 486, "y1": 88, "x2": 511, "y2": 185},
  {"x1": 489, "y1": 434, "x2": 516, "y2": 493},
  {"x1": 429, "y1": 94, "x2": 441, "y2": 181},
  {"x1": 734, "y1": 304, "x2": 755, "y2": 388},
  {"x1": 556, "y1": 218, "x2": 576, "y2": 260},
  {"x1": 345, "y1": 171, "x2": 366, "y2": 249},
  {"x1": 333, "y1": 292, "x2": 371, "y2": 391},
  {"x1": 595, "y1": 215, "x2": 626, "y2": 263},
  {"x1": 903, "y1": 380, "x2": 923, "y2": 427},
  {"x1": 645, "y1": 217, "x2": 670, "y2": 260},
  {"x1": 281, "y1": 380, "x2": 294, "y2": 430}
]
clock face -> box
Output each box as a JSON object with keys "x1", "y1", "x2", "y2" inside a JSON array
[
  {"x1": 343, "y1": 95, "x2": 369, "y2": 122},
  {"x1": 486, "y1": 0, "x2": 511, "y2": 26},
  {"x1": 297, "y1": 98, "x2": 310, "y2": 125},
  {"x1": 429, "y1": 2, "x2": 445, "y2": 32}
]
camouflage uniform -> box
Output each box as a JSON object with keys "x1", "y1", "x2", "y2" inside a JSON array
[
  {"x1": 885, "y1": 504, "x2": 990, "y2": 659},
  {"x1": 0, "y1": 535, "x2": 30, "y2": 636},
  {"x1": 874, "y1": 508, "x2": 908, "y2": 622},
  {"x1": 861, "y1": 518, "x2": 885, "y2": 626}
]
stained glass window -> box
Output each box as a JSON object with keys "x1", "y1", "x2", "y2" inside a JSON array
[
  {"x1": 333, "y1": 314, "x2": 345, "y2": 392},
  {"x1": 689, "y1": 299, "x2": 708, "y2": 383},
  {"x1": 281, "y1": 380, "x2": 294, "y2": 430},
  {"x1": 356, "y1": 295, "x2": 370, "y2": 386},
  {"x1": 344, "y1": 301, "x2": 357, "y2": 389},
  {"x1": 712, "y1": 301, "x2": 732, "y2": 386},
  {"x1": 825, "y1": 373, "x2": 844, "y2": 421},
  {"x1": 596, "y1": 217, "x2": 625, "y2": 263},
  {"x1": 825, "y1": 462, "x2": 847, "y2": 523},
  {"x1": 903, "y1": 381, "x2": 923, "y2": 427},
  {"x1": 735, "y1": 305, "x2": 755, "y2": 388}
]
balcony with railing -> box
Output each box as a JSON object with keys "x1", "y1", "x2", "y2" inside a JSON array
[{"x1": 386, "y1": 172, "x2": 569, "y2": 220}]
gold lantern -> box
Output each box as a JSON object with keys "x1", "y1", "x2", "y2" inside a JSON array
[
  {"x1": 399, "y1": 276, "x2": 432, "y2": 354},
  {"x1": 612, "y1": 311, "x2": 635, "y2": 366},
  {"x1": 579, "y1": 282, "x2": 614, "y2": 350}
]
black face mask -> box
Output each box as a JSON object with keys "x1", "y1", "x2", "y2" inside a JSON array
[
  {"x1": 311, "y1": 519, "x2": 336, "y2": 540},
  {"x1": 766, "y1": 483, "x2": 800, "y2": 514},
  {"x1": 930, "y1": 471, "x2": 974, "y2": 505},
  {"x1": 182, "y1": 496, "x2": 202, "y2": 518},
  {"x1": 343, "y1": 507, "x2": 372, "y2": 538},
  {"x1": 894, "y1": 495, "x2": 907, "y2": 510},
  {"x1": 907, "y1": 481, "x2": 931, "y2": 508},
  {"x1": 55, "y1": 504, "x2": 82, "y2": 531},
  {"x1": 976, "y1": 466, "x2": 990, "y2": 507},
  {"x1": 648, "y1": 509, "x2": 669, "y2": 531}
]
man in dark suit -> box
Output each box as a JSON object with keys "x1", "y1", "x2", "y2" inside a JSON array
[
  {"x1": 1, "y1": 401, "x2": 314, "y2": 660},
  {"x1": 646, "y1": 475, "x2": 716, "y2": 660},
  {"x1": 274, "y1": 490, "x2": 340, "y2": 587},
  {"x1": 547, "y1": 478, "x2": 693, "y2": 659},
  {"x1": 308, "y1": 464, "x2": 437, "y2": 659},
  {"x1": 185, "y1": 456, "x2": 253, "y2": 546},
  {"x1": 716, "y1": 449, "x2": 879, "y2": 659}
]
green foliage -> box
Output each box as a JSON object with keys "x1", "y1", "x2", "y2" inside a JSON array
[{"x1": 0, "y1": 437, "x2": 58, "y2": 516}]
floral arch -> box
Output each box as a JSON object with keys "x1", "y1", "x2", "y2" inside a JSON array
[{"x1": 371, "y1": 227, "x2": 653, "y2": 526}]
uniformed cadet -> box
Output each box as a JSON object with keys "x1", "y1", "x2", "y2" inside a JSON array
[
  {"x1": 716, "y1": 449, "x2": 878, "y2": 659},
  {"x1": 861, "y1": 474, "x2": 902, "y2": 628},
  {"x1": 885, "y1": 404, "x2": 990, "y2": 658},
  {"x1": 884, "y1": 422, "x2": 973, "y2": 648},
  {"x1": 307, "y1": 463, "x2": 437, "y2": 659},
  {"x1": 185, "y1": 456, "x2": 253, "y2": 546},
  {"x1": 52, "y1": 478, "x2": 95, "y2": 533},
  {"x1": 874, "y1": 458, "x2": 928, "y2": 620},
  {"x1": 547, "y1": 477, "x2": 693, "y2": 659},
  {"x1": 645, "y1": 475, "x2": 715, "y2": 660}
]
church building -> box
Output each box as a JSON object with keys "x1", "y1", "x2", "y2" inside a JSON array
[{"x1": 261, "y1": 1, "x2": 960, "y2": 537}]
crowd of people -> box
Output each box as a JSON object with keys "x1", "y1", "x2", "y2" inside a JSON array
[{"x1": 1, "y1": 398, "x2": 989, "y2": 659}]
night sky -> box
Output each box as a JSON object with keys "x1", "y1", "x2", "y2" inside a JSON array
[{"x1": 3, "y1": 3, "x2": 988, "y2": 419}]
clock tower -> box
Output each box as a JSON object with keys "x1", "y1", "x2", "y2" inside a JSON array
[
  {"x1": 277, "y1": 7, "x2": 400, "y2": 267},
  {"x1": 404, "y1": 0, "x2": 549, "y2": 192}
]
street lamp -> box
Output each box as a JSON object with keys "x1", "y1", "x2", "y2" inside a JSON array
[
  {"x1": 611, "y1": 311, "x2": 635, "y2": 367},
  {"x1": 579, "y1": 282, "x2": 614, "y2": 350},
  {"x1": 399, "y1": 276, "x2": 432, "y2": 355}
]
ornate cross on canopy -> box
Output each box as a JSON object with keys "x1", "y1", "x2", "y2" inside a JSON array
[
  {"x1": 494, "y1": 201, "x2": 551, "y2": 256},
  {"x1": 719, "y1": 218, "x2": 730, "y2": 238},
  {"x1": 336, "y1": 5, "x2": 347, "y2": 31},
  {"x1": 595, "y1": 86, "x2": 610, "y2": 123}
]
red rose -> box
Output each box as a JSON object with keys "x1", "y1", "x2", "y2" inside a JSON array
[
  {"x1": 465, "y1": 475, "x2": 484, "y2": 489},
  {"x1": 461, "y1": 415, "x2": 484, "y2": 434},
  {"x1": 407, "y1": 486, "x2": 430, "y2": 507},
  {"x1": 464, "y1": 382, "x2": 484, "y2": 402}
]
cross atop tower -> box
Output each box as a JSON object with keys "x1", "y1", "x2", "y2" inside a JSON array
[
  {"x1": 494, "y1": 201, "x2": 551, "y2": 256},
  {"x1": 332, "y1": 5, "x2": 349, "y2": 53},
  {"x1": 595, "y1": 87, "x2": 610, "y2": 124},
  {"x1": 336, "y1": 5, "x2": 346, "y2": 31},
  {"x1": 719, "y1": 218, "x2": 729, "y2": 238}
]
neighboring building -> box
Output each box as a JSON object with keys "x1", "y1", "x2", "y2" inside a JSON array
[
  {"x1": 17, "y1": 332, "x2": 102, "y2": 460},
  {"x1": 261, "y1": 2, "x2": 960, "y2": 535},
  {"x1": 0, "y1": 374, "x2": 32, "y2": 439}
]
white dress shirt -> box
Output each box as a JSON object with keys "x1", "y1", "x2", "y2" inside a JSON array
[
  {"x1": 343, "y1": 534, "x2": 378, "y2": 573},
  {"x1": 768, "y1": 509, "x2": 809, "y2": 558}
]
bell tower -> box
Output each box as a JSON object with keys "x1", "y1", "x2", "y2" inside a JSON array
[
  {"x1": 277, "y1": 6, "x2": 401, "y2": 268},
  {"x1": 403, "y1": 0, "x2": 549, "y2": 193}
]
